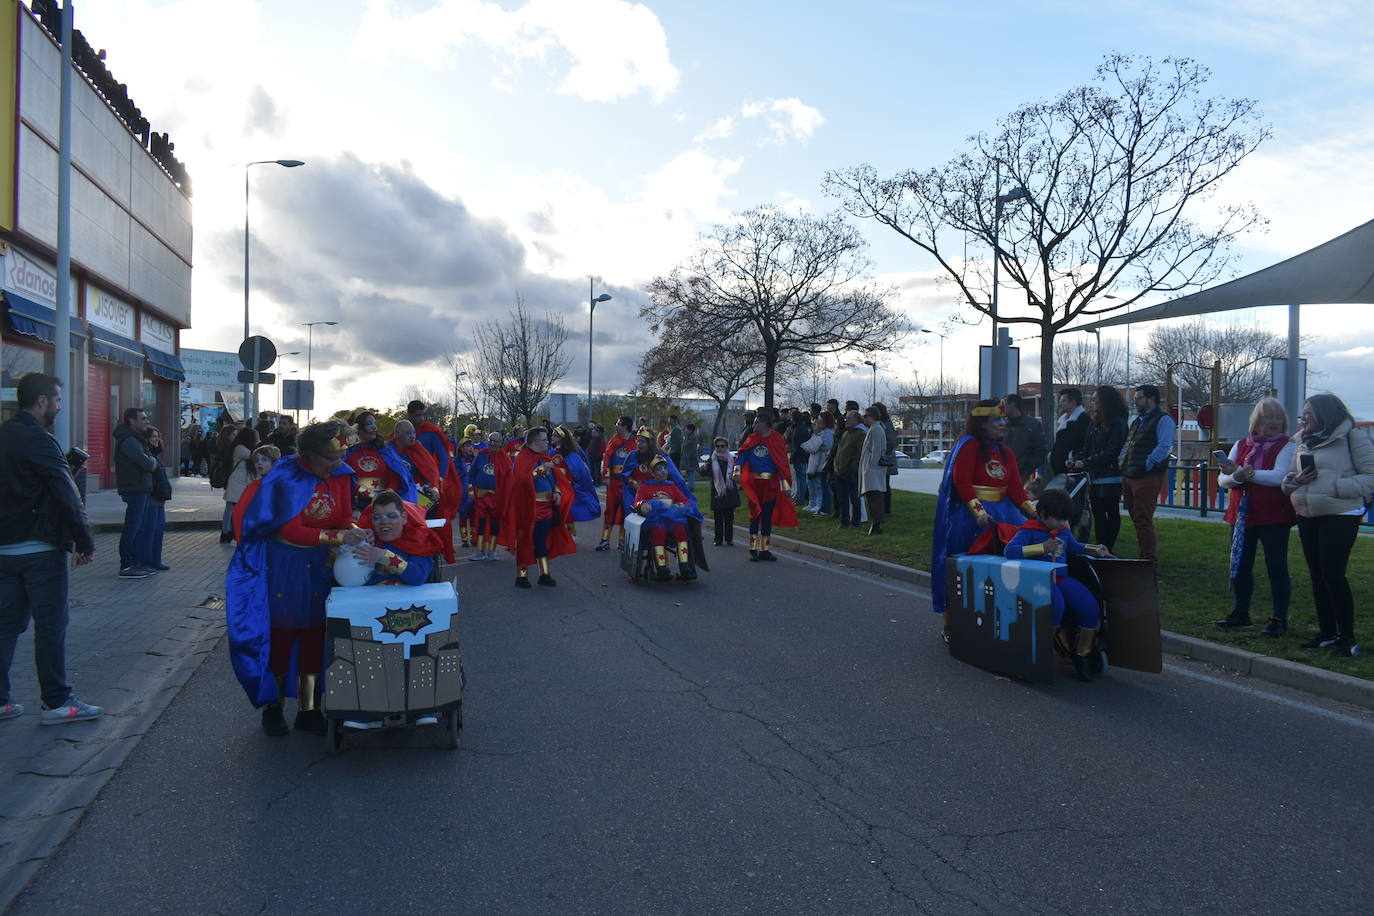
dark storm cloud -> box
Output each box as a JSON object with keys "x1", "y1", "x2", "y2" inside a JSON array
[{"x1": 207, "y1": 153, "x2": 656, "y2": 392}]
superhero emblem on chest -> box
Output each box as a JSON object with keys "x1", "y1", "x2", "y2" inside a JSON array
[
  {"x1": 752, "y1": 445, "x2": 768, "y2": 457},
  {"x1": 652, "y1": 488, "x2": 672, "y2": 499},
  {"x1": 481, "y1": 462, "x2": 493, "y2": 476},
  {"x1": 985, "y1": 458, "x2": 1007, "y2": 481},
  {"x1": 357, "y1": 454, "x2": 380, "y2": 472},
  {"x1": 304, "y1": 491, "x2": 336, "y2": 520}
]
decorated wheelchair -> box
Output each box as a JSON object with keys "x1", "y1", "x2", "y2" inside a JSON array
[
  {"x1": 320, "y1": 576, "x2": 465, "y2": 752},
  {"x1": 944, "y1": 553, "x2": 1161, "y2": 684},
  {"x1": 619, "y1": 513, "x2": 711, "y2": 584}
]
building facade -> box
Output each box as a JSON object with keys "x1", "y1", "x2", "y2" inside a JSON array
[{"x1": 0, "y1": 1, "x2": 191, "y2": 488}]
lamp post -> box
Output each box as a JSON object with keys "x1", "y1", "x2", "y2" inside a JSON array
[
  {"x1": 274, "y1": 350, "x2": 299, "y2": 415},
  {"x1": 453, "y1": 369, "x2": 468, "y2": 442},
  {"x1": 587, "y1": 278, "x2": 612, "y2": 426},
  {"x1": 990, "y1": 164, "x2": 1028, "y2": 398},
  {"x1": 303, "y1": 320, "x2": 337, "y2": 420},
  {"x1": 921, "y1": 328, "x2": 947, "y2": 449},
  {"x1": 861, "y1": 359, "x2": 878, "y2": 404},
  {"x1": 243, "y1": 159, "x2": 304, "y2": 421}
]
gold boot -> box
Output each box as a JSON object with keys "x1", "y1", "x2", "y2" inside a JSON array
[
  {"x1": 653, "y1": 546, "x2": 672, "y2": 580},
  {"x1": 749, "y1": 533, "x2": 760, "y2": 559},
  {"x1": 1052, "y1": 626, "x2": 1073, "y2": 656},
  {"x1": 1073, "y1": 628, "x2": 1098, "y2": 682},
  {"x1": 537, "y1": 557, "x2": 556, "y2": 586},
  {"x1": 676, "y1": 542, "x2": 690, "y2": 564},
  {"x1": 758, "y1": 535, "x2": 775, "y2": 561},
  {"x1": 295, "y1": 674, "x2": 326, "y2": 734}
]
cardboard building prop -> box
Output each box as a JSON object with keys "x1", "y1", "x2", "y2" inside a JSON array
[
  {"x1": 945, "y1": 555, "x2": 1161, "y2": 683},
  {"x1": 323, "y1": 582, "x2": 463, "y2": 716}
]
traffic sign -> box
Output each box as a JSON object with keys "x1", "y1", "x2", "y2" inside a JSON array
[
  {"x1": 238, "y1": 336, "x2": 278, "y2": 371},
  {"x1": 237, "y1": 370, "x2": 275, "y2": 384}
]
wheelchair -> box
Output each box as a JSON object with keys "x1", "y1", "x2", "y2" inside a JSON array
[{"x1": 619, "y1": 513, "x2": 711, "y2": 584}]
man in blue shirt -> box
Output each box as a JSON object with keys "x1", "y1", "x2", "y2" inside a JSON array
[{"x1": 1119, "y1": 384, "x2": 1176, "y2": 563}]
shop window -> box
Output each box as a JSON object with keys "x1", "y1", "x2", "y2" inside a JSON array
[{"x1": 2, "y1": 342, "x2": 52, "y2": 423}]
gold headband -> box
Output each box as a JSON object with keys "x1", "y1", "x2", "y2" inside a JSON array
[{"x1": 971, "y1": 406, "x2": 1004, "y2": 417}]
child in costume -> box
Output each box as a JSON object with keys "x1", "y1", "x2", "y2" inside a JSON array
[{"x1": 1004, "y1": 488, "x2": 1114, "y2": 681}]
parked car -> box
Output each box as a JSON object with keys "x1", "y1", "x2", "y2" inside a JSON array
[
  {"x1": 922, "y1": 449, "x2": 950, "y2": 466},
  {"x1": 892, "y1": 449, "x2": 918, "y2": 469}
]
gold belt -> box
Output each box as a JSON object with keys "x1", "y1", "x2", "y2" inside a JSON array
[
  {"x1": 474, "y1": 488, "x2": 494, "y2": 496},
  {"x1": 753, "y1": 472, "x2": 775, "y2": 479},
  {"x1": 272, "y1": 534, "x2": 314, "y2": 548},
  {"x1": 534, "y1": 492, "x2": 554, "y2": 502},
  {"x1": 973, "y1": 485, "x2": 1006, "y2": 502}
]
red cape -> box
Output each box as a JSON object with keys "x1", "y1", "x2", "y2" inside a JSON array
[
  {"x1": 358, "y1": 500, "x2": 445, "y2": 557},
  {"x1": 393, "y1": 439, "x2": 440, "y2": 489},
  {"x1": 391, "y1": 438, "x2": 457, "y2": 561},
  {"x1": 601, "y1": 434, "x2": 628, "y2": 482},
  {"x1": 497, "y1": 447, "x2": 576, "y2": 566},
  {"x1": 736, "y1": 430, "x2": 799, "y2": 528},
  {"x1": 231, "y1": 479, "x2": 262, "y2": 541}
]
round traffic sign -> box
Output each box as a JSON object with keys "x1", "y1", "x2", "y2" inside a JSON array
[{"x1": 238, "y1": 335, "x2": 278, "y2": 371}]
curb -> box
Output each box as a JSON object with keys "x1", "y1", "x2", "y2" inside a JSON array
[
  {"x1": 704, "y1": 519, "x2": 1374, "y2": 712},
  {"x1": 91, "y1": 519, "x2": 222, "y2": 534}
]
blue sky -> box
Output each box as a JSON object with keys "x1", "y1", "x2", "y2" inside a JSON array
[{"x1": 73, "y1": 0, "x2": 1374, "y2": 417}]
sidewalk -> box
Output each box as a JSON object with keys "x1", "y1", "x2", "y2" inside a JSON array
[
  {"x1": 0, "y1": 527, "x2": 232, "y2": 909},
  {"x1": 85, "y1": 474, "x2": 226, "y2": 532}
]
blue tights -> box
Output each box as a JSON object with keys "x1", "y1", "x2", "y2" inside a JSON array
[{"x1": 1052, "y1": 576, "x2": 1100, "y2": 629}]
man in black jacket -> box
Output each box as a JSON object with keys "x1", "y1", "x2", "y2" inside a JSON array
[
  {"x1": 0, "y1": 373, "x2": 103, "y2": 725},
  {"x1": 1050, "y1": 387, "x2": 1091, "y2": 476},
  {"x1": 113, "y1": 405, "x2": 157, "y2": 578}
]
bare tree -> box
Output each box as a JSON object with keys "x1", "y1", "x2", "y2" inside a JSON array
[
  {"x1": 1052, "y1": 336, "x2": 1128, "y2": 388},
  {"x1": 643, "y1": 206, "x2": 909, "y2": 410},
  {"x1": 1136, "y1": 319, "x2": 1291, "y2": 409},
  {"x1": 637, "y1": 308, "x2": 769, "y2": 439},
  {"x1": 825, "y1": 54, "x2": 1270, "y2": 439},
  {"x1": 474, "y1": 294, "x2": 573, "y2": 426},
  {"x1": 886, "y1": 371, "x2": 974, "y2": 454}
]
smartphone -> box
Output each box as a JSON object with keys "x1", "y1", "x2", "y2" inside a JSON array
[
  {"x1": 1212, "y1": 450, "x2": 1230, "y2": 464},
  {"x1": 1300, "y1": 453, "x2": 1316, "y2": 473}
]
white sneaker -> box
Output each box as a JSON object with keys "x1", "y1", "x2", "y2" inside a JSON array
[
  {"x1": 414, "y1": 714, "x2": 439, "y2": 726},
  {"x1": 468, "y1": 551, "x2": 486, "y2": 561},
  {"x1": 344, "y1": 720, "x2": 382, "y2": 730}
]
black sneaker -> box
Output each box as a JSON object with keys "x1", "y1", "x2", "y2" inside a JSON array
[
  {"x1": 515, "y1": 576, "x2": 531, "y2": 589},
  {"x1": 1299, "y1": 632, "x2": 1337, "y2": 649},
  {"x1": 1260, "y1": 618, "x2": 1287, "y2": 638},
  {"x1": 261, "y1": 704, "x2": 289, "y2": 737},
  {"x1": 1329, "y1": 637, "x2": 1360, "y2": 658},
  {"x1": 594, "y1": 540, "x2": 610, "y2": 552},
  {"x1": 757, "y1": 551, "x2": 777, "y2": 562},
  {"x1": 537, "y1": 574, "x2": 557, "y2": 587},
  {"x1": 118, "y1": 567, "x2": 149, "y2": 579},
  {"x1": 1213, "y1": 613, "x2": 1252, "y2": 630}
]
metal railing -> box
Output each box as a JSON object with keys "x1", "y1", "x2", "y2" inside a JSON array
[{"x1": 1155, "y1": 459, "x2": 1373, "y2": 527}]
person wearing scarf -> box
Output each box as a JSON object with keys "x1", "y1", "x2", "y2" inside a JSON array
[
  {"x1": 1215, "y1": 398, "x2": 1297, "y2": 636},
  {"x1": 733, "y1": 409, "x2": 799, "y2": 561},
  {"x1": 930, "y1": 400, "x2": 1036, "y2": 642},
  {"x1": 704, "y1": 436, "x2": 739, "y2": 546}
]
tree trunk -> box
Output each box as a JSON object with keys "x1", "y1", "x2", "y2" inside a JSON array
[
  {"x1": 762, "y1": 355, "x2": 776, "y2": 410},
  {"x1": 1040, "y1": 328, "x2": 1056, "y2": 456}
]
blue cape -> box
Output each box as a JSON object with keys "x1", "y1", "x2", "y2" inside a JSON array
[
  {"x1": 225, "y1": 458, "x2": 356, "y2": 706},
  {"x1": 563, "y1": 450, "x2": 602, "y2": 522},
  {"x1": 930, "y1": 435, "x2": 1027, "y2": 613},
  {"x1": 345, "y1": 441, "x2": 418, "y2": 503}
]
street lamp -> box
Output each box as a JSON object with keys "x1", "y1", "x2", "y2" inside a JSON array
[
  {"x1": 921, "y1": 328, "x2": 947, "y2": 449},
  {"x1": 861, "y1": 359, "x2": 878, "y2": 404},
  {"x1": 243, "y1": 158, "x2": 305, "y2": 421},
  {"x1": 275, "y1": 350, "x2": 300, "y2": 415},
  {"x1": 452, "y1": 369, "x2": 468, "y2": 442},
  {"x1": 303, "y1": 320, "x2": 337, "y2": 420},
  {"x1": 587, "y1": 278, "x2": 612, "y2": 426}
]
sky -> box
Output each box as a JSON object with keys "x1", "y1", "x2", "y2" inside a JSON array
[{"x1": 69, "y1": 0, "x2": 1374, "y2": 419}]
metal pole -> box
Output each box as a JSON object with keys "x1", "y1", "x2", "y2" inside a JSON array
[
  {"x1": 587, "y1": 277, "x2": 594, "y2": 427},
  {"x1": 990, "y1": 162, "x2": 1000, "y2": 350},
  {"x1": 243, "y1": 165, "x2": 251, "y2": 420},
  {"x1": 1095, "y1": 330, "x2": 1102, "y2": 386},
  {"x1": 53, "y1": 0, "x2": 74, "y2": 451},
  {"x1": 938, "y1": 336, "x2": 944, "y2": 449},
  {"x1": 1285, "y1": 304, "x2": 1301, "y2": 426}
]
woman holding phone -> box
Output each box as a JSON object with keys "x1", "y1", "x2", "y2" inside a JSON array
[
  {"x1": 1214, "y1": 398, "x2": 1297, "y2": 636},
  {"x1": 1282, "y1": 392, "x2": 1374, "y2": 657}
]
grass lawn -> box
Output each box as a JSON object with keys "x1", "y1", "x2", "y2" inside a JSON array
[{"x1": 697, "y1": 483, "x2": 1374, "y2": 681}]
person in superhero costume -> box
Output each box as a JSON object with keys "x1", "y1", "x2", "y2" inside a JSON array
[
  {"x1": 392, "y1": 419, "x2": 460, "y2": 564},
  {"x1": 405, "y1": 400, "x2": 452, "y2": 479},
  {"x1": 352, "y1": 489, "x2": 446, "y2": 586},
  {"x1": 596, "y1": 415, "x2": 635, "y2": 551},
  {"x1": 632, "y1": 455, "x2": 702, "y2": 580},
  {"x1": 1004, "y1": 488, "x2": 1113, "y2": 680},
  {"x1": 466, "y1": 437, "x2": 504, "y2": 561},
  {"x1": 455, "y1": 425, "x2": 483, "y2": 547},
  {"x1": 733, "y1": 409, "x2": 799, "y2": 561},
  {"x1": 551, "y1": 425, "x2": 601, "y2": 539},
  {"x1": 497, "y1": 427, "x2": 575, "y2": 587},
  {"x1": 225, "y1": 420, "x2": 367, "y2": 736},
  {"x1": 931, "y1": 400, "x2": 1037, "y2": 642},
  {"x1": 618, "y1": 427, "x2": 661, "y2": 515},
  {"x1": 344, "y1": 410, "x2": 416, "y2": 511}
]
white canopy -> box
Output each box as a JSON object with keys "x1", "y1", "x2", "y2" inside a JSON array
[{"x1": 1078, "y1": 217, "x2": 1374, "y2": 331}]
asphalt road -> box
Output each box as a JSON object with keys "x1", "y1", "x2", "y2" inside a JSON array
[{"x1": 13, "y1": 537, "x2": 1374, "y2": 915}]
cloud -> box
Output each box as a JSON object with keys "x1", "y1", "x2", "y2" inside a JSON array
[
  {"x1": 695, "y1": 97, "x2": 826, "y2": 148},
  {"x1": 357, "y1": 0, "x2": 680, "y2": 103},
  {"x1": 243, "y1": 84, "x2": 282, "y2": 137}
]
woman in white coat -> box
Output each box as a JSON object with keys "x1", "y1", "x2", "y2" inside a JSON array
[{"x1": 858, "y1": 406, "x2": 888, "y2": 534}]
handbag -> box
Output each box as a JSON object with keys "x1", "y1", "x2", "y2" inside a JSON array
[{"x1": 715, "y1": 486, "x2": 741, "y2": 510}]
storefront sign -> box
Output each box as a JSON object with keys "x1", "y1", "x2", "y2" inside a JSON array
[
  {"x1": 4, "y1": 248, "x2": 59, "y2": 306},
  {"x1": 181, "y1": 348, "x2": 241, "y2": 389},
  {"x1": 140, "y1": 313, "x2": 176, "y2": 350},
  {"x1": 85, "y1": 286, "x2": 136, "y2": 337}
]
